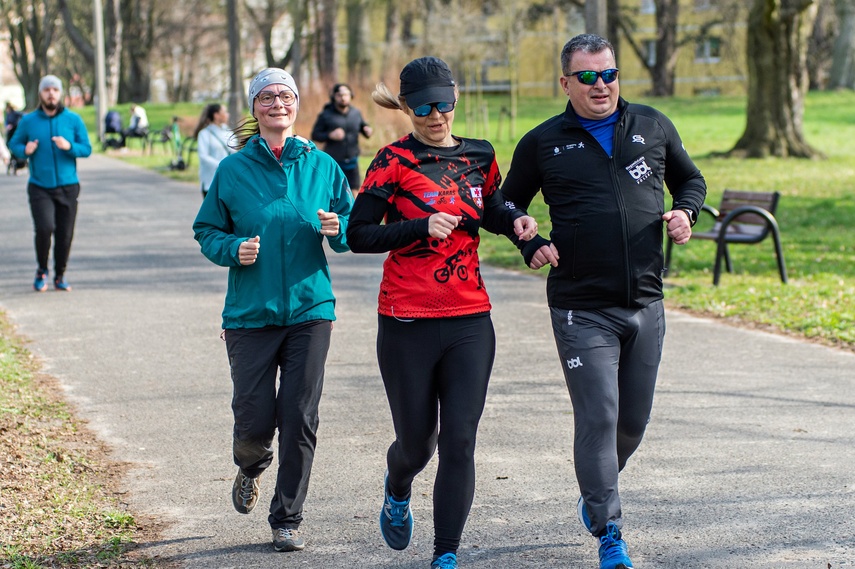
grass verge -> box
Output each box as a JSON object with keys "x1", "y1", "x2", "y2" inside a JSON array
[{"x1": 0, "y1": 311, "x2": 171, "y2": 568}]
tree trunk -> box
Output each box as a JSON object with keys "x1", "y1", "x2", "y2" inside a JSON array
[
  {"x1": 57, "y1": 0, "x2": 122, "y2": 106},
  {"x1": 316, "y1": 0, "x2": 338, "y2": 82},
  {"x1": 345, "y1": 0, "x2": 369, "y2": 80},
  {"x1": 829, "y1": 0, "x2": 855, "y2": 88},
  {"x1": 650, "y1": 0, "x2": 679, "y2": 96},
  {"x1": 1, "y1": 0, "x2": 59, "y2": 108},
  {"x1": 730, "y1": 0, "x2": 823, "y2": 158},
  {"x1": 119, "y1": 0, "x2": 156, "y2": 103}
]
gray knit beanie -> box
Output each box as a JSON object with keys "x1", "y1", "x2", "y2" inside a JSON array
[
  {"x1": 38, "y1": 75, "x2": 63, "y2": 94},
  {"x1": 247, "y1": 68, "x2": 299, "y2": 115}
]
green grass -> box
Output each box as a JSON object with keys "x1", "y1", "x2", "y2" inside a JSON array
[
  {"x1": 0, "y1": 312, "x2": 160, "y2": 567},
  {"x1": 83, "y1": 91, "x2": 855, "y2": 350}
]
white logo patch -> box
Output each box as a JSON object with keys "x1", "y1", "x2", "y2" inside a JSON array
[
  {"x1": 567, "y1": 310, "x2": 574, "y2": 326},
  {"x1": 552, "y1": 142, "x2": 586, "y2": 156},
  {"x1": 632, "y1": 135, "x2": 646, "y2": 144},
  {"x1": 625, "y1": 157, "x2": 652, "y2": 184},
  {"x1": 566, "y1": 357, "x2": 583, "y2": 370}
]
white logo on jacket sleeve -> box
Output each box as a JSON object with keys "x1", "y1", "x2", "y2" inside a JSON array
[{"x1": 625, "y1": 157, "x2": 652, "y2": 184}]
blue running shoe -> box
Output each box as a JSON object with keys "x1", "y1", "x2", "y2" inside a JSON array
[
  {"x1": 431, "y1": 553, "x2": 458, "y2": 568},
  {"x1": 54, "y1": 276, "x2": 72, "y2": 292},
  {"x1": 577, "y1": 495, "x2": 593, "y2": 533},
  {"x1": 598, "y1": 521, "x2": 633, "y2": 569},
  {"x1": 379, "y1": 471, "x2": 413, "y2": 550},
  {"x1": 33, "y1": 270, "x2": 48, "y2": 292}
]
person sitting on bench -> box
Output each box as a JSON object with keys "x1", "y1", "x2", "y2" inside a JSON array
[{"x1": 121, "y1": 103, "x2": 149, "y2": 146}]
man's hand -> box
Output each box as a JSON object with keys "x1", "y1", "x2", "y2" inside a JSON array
[
  {"x1": 663, "y1": 210, "x2": 693, "y2": 245},
  {"x1": 529, "y1": 243, "x2": 560, "y2": 269},
  {"x1": 51, "y1": 136, "x2": 71, "y2": 151}
]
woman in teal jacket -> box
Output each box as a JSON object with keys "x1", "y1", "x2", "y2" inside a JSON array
[{"x1": 193, "y1": 68, "x2": 352, "y2": 554}]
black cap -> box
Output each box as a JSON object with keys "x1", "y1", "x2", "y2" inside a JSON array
[{"x1": 399, "y1": 57, "x2": 456, "y2": 109}]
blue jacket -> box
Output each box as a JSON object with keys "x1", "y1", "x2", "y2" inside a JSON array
[
  {"x1": 9, "y1": 106, "x2": 92, "y2": 188},
  {"x1": 193, "y1": 134, "x2": 352, "y2": 329}
]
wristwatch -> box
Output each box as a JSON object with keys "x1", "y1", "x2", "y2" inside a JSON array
[{"x1": 682, "y1": 208, "x2": 696, "y2": 226}]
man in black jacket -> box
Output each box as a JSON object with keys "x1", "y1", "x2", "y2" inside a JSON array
[
  {"x1": 311, "y1": 83, "x2": 373, "y2": 195},
  {"x1": 502, "y1": 34, "x2": 706, "y2": 569}
]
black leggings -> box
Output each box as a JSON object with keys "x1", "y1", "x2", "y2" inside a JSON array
[
  {"x1": 28, "y1": 183, "x2": 80, "y2": 277},
  {"x1": 377, "y1": 313, "x2": 495, "y2": 557}
]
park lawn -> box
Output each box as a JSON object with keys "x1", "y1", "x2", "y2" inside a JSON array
[{"x1": 77, "y1": 91, "x2": 855, "y2": 350}]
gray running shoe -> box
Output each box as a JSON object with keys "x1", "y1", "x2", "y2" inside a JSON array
[
  {"x1": 231, "y1": 471, "x2": 260, "y2": 514},
  {"x1": 272, "y1": 527, "x2": 305, "y2": 552}
]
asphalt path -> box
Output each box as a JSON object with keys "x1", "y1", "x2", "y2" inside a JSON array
[{"x1": 1, "y1": 154, "x2": 853, "y2": 568}]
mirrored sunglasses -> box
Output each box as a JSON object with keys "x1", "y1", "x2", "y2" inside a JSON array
[
  {"x1": 412, "y1": 101, "x2": 456, "y2": 117},
  {"x1": 567, "y1": 69, "x2": 619, "y2": 85}
]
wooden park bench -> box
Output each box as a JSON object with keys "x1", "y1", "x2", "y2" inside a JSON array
[{"x1": 665, "y1": 189, "x2": 788, "y2": 286}]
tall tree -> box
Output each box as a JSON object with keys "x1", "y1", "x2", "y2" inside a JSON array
[
  {"x1": 120, "y1": 0, "x2": 166, "y2": 102},
  {"x1": 618, "y1": 0, "x2": 742, "y2": 97},
  {"x1": 57, "y1": 0, "x2": 122, "y2": 106},
  {"x1": 828, "y1": 0, "x2": 855, "y2": 88},
  {"x1": 0, "y1": 0, "x2": 59, "y2": 108},
  {"x1": 345, "y1": 0, "x2": 369, "y2": 80},
  {"x1": 729, "y1": 0, "x2": 822, "y2": 157},
  {"x1": 316, "y1": 0, "x2": 339, "y2": 81}
]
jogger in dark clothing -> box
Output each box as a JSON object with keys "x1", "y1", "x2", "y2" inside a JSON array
[
  {"x1": 225, "y1": 321, "x2": 331, "y2": 530},
  {"x1": 27, "y1": 183, "x2": 79, "y2": 283},
  {"x1": 378, "y1": 314, "x2": 495, "y2": 556},
  {"x1": 346, "y1": 57, "x2": 539, "y2": 569},
  {"x1": 501, "y1": 34, "x2": 706, "y2": 569}
]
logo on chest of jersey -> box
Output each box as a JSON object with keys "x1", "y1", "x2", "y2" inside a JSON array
[
  {"x1": 625, "y1": 156, "x2": 652, "y2": 184},
  {"x1": 469, "y1": 186, "x2": 483, "y2": 208},
  {"x1": 423, "y1": 189, "x2": 457, "y2": 206},
  {"x1": 552, "y1": 142, "x2": 586, "y2": 156}
]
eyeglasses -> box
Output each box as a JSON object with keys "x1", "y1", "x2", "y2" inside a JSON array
[
  {"x1": 412, "y1": 101, "x2": 455, "y2": 118},
  {"x1": 255, "y1": 91, "x2": 297, "y2": 107},
  {"x1": 566, "y1": 69, "x2": 619, "y2": 85}
]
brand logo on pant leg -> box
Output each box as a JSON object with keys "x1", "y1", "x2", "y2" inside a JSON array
[
  {"x1": 566, "y1": 357, "x2": 583, "y2": 370},
  {"x1": 567, "y1": 310, "x2": 574, "y2": 325}
]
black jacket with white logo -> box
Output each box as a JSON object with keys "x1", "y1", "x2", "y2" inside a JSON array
[{"x1": 502, "y1": 97, "x2": 707, "y2": 309}]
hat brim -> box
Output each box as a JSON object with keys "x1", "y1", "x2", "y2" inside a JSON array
[{"x1": 403, "y1": 86, "x2": 456, "y2": 109}]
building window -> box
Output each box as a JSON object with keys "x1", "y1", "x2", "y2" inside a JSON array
[
  {"x1": 640, "y1": 0, "x2": 656, "y2": 14},
  {"x1": 644, "y1": 40, "x2": 657, "y2": 67},
  {"x1": 695, "y1": 37, "x2": 721, "y2": 63}
]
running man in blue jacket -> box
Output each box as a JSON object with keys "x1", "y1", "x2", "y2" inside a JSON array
[{"x1": 10, "y1": 75, "x2": 92, "y2": 292}]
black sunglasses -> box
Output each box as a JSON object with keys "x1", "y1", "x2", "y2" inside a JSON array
[
  {"x1": 566, "y1": 69, "x2": 619, "y2": 85},
  {"x1": 412, "y1": 101, "x2": 455, "y2": 117}
]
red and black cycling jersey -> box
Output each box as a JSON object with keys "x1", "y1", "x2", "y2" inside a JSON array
[{"x1": 347, "y1": 134, "x2": 524, "y2": 318}]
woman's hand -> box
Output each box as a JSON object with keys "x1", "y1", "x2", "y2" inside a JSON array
[
  {"x1": 514, "y1": 215, "x2": 539, "y2": 241},
  {"x1": 239, "y1": 236, "x2": 260, "y2": 265},
  {"x1": 428, "y1": 212, "x2": 461, "y2": 239},
  {"x1": 318, "y1": 209, "x2": 340, "y2": 236}
]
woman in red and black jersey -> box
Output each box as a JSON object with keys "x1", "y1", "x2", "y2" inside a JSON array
[{"x1": 346, "y1": 57, "x2": 540, "y2": 569}]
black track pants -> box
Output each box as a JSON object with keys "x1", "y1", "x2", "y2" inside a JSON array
[
  {"x1": 28, "y1": 183, "x2": 79, "y2": 277},
  {"x1": 550, "y1": 301, "x2": 665, "y2": 536},
  {"x1": 377, "y1": 313, "x2": 495, "y2": 557},
  {"x1": 225, "y1": 320, "x2": 331, "y2": 530}
]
